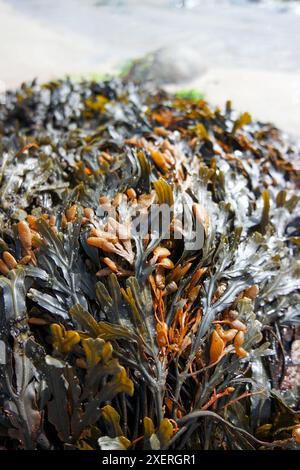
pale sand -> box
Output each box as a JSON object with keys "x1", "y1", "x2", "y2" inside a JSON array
[
  {"x1": 0, "y1": 1, "x2": 100, "y2": 87},
  {"x1": 0, "y1": 0, "x2": 299, "y2": 138},
  {"x1": 167, "y1": 67, "x2": 300, "y2": 139}
]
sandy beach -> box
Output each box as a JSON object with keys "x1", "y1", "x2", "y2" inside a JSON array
[{"x1": 0, "y1": 0, "x2": 299, "y2": 138}]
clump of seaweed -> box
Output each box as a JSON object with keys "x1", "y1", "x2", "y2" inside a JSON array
[{"x1": 0, "y1": 78, "x2": 299, "y2": 450}]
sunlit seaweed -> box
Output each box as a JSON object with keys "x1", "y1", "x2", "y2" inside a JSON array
[{"x1": 0, "y1": 78, "x2": 299, "y2": 450}]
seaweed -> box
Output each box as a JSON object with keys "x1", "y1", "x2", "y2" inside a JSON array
[{"x1": 0, "y1": 77, "x2": 299, "y2": 450}]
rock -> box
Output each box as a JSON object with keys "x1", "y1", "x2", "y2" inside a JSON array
[
  {"x1": 291, "y1": 339, "x2": 300, "y2": 365},
  {"x1": 125, "y1": 46, "x2": 207, "y2": 86},
  {"x1": 281, "y1": 339, "x2": 300, "y2": 390}
]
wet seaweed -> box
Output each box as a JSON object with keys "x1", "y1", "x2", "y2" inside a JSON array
[{"x1": 0, "y1": 78, "x2": 299, "y2": 450}]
